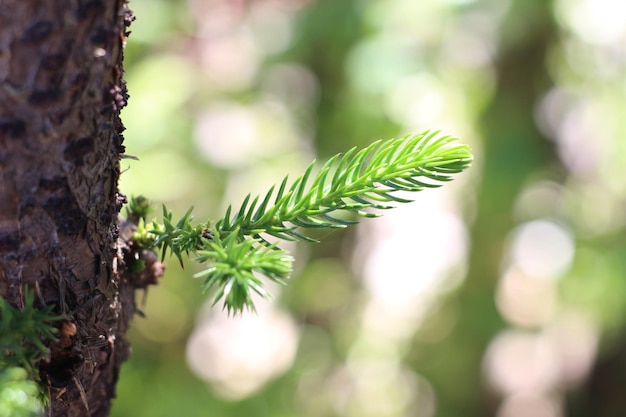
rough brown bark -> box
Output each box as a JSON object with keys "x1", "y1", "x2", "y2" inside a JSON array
[{"x1": 0, "y1": 1, "x2": 136, "y2": 416}]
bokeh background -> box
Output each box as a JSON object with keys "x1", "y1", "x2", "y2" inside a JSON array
[{"x1": 113, "y1": 0, "x2": 626, "y2": 416}]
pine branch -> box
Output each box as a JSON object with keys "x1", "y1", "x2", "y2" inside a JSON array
[
  {"x1": 138, "y1": 129, "x2": 473, "y2": 314},
  {"x1": 216, "y1": 130, "x2": 471, "y2": 242},
  {"x1": 193, "y1": 229, "x2": 293, "y2": 314}
]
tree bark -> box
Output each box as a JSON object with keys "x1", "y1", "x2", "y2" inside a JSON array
[{"x1": 0, "y1": 1, "x2": 136, "y2": 416}]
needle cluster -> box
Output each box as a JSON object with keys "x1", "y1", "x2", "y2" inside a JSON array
[{"x1": 0, "y1": 291, "x2": 59, "y2": 374}]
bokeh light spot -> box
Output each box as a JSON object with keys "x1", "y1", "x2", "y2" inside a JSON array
[{"x1": 510, "y1": 220, "x2": 574, "y2": 280}]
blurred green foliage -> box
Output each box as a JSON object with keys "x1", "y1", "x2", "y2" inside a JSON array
[
  {"x1": 113, "y1": 0, "x2": 626, "y2": 416},
  {"x1": 0, "y1": 368, "x2": 43, "y2": 417}
]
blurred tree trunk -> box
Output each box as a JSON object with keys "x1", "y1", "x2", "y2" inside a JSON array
[
  {"x1": 415, "y1": 1, "x2": 561, "y2": 416},
  {"x1": 569, "y1": 334, "x2": 626, "y2": 416},
  {"x1": 0, "y1": 1, "x2": 135, "y2": 416},
  {"x1": 454, "y1": 0, "x2": 560, "y2": 414}
]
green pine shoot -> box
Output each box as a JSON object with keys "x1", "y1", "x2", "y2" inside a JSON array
[
  {"x1": 139, "y1": 129, "x2": 473, "y2": 314},
  {"x1": 0, "y1": 290, "x2": 59, "y2": 374}
]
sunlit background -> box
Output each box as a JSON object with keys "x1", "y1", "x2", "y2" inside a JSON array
[{"x1": 112, "y1": 0, "x2": 626, "y2": 416}]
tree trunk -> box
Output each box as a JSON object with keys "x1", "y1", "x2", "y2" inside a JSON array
[{"x1": 0, "y1": 1, "x2": 136, "y2": 415}]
